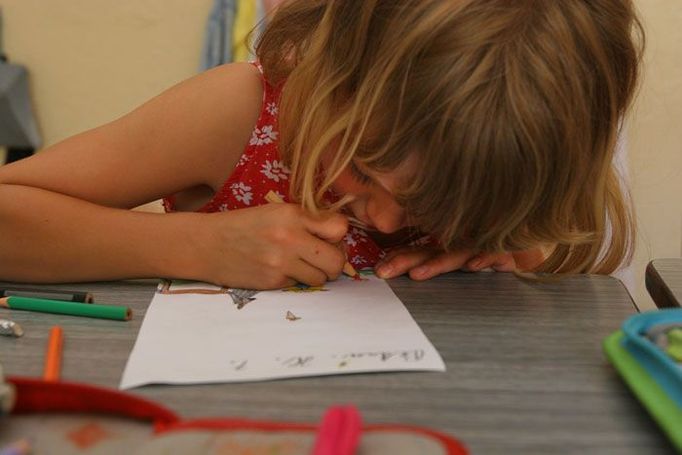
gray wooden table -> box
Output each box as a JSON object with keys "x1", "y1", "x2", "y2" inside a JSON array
[
  {"x1": 646, "y1": 258, "x2": 682, "y2": 308},
  {"x1": 0, "y1": 273, "x2": 675, "y2": 454}
]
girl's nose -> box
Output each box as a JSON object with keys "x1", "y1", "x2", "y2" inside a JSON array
[{"x1": 369, "y1": 200, "x2": 407, "y2": 234}]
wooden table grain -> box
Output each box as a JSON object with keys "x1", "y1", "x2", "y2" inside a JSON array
[
  {"x1": 646, "y1": 258, "x2": 682, "y2": 308},
  {"x1": 0, "y1": 273, "x2": 676, "y2": 454}
]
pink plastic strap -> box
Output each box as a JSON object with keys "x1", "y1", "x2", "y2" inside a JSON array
[{"x1": 312, "y1": 405, "x2": 362, "y2": 455}]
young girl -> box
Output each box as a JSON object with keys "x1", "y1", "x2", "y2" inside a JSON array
[{"x1": 0, "y1": 0, "x2": 643, "y2": 290}]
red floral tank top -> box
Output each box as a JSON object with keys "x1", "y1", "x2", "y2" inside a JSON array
[{"x1": 163, "y1": 63, "x2": 385, "y2": 270}]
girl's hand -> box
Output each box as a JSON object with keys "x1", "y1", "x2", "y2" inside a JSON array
[
  {"x1": 375, "y1": 247, "x2": 543, "y2": 280},
  {"x1": 199, "y1": 203, "x2": 348, "y2": 289}
]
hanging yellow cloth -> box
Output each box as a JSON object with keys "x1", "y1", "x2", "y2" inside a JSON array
[{"x1": 232, "y1": 0, "x2": 257, "y2": 62}]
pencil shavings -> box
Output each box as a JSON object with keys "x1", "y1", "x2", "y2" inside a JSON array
[
  {"x1": 0, "y1": 319, "x2": 23, "y2": 338},
  {"x1": 228, "y1": 288, "x2": 259, "y2": 309},
  {"x1": 285, "y1": 311, "x2": 301, "y2": 321}
]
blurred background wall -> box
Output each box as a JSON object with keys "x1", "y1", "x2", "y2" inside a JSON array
[
  {"x1": 628, "y1": 1, "x2": 682, "y2": 309},
  {"x1": 0, "y1": 0, "x2": 680, "y2": 309}
]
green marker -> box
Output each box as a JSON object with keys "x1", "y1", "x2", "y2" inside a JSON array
[{"x1": 0, "y1": 296, "x2": 131, "y2": 321}]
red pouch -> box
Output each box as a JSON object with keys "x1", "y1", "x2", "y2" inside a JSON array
[{"x1": 2, "y1": 377, "x2": 467, "y2": 454}]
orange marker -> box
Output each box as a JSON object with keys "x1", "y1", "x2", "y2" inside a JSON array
[
  {"x1": 265, "y1": 191, "x2": 359, "y2": 278},
  {"x1": 43, "y1": 326, "x2": 63, "y2": 382}
]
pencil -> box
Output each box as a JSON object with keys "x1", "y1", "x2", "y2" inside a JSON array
[
  {"x1": 265, "y1": 190, "x2": 359, "y2": 277},
  {"x1": 0, "y1": 286, "x2": 93, "y2": 303},
  {"x1": 0, "y1": 297, "x2": 131, "y2": 321},
  {"x1": 43, "y1": 326, "x2": 63, "y2": 382}
]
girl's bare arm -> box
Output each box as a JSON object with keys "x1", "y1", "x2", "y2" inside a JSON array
[{"x1": 0, "y1": 63, "x2": 263, "y2": 283}]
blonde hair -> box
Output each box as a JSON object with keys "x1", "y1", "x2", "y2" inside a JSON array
[{"x1": 256, "y1": 0, "x2": 644, "y2": 274}]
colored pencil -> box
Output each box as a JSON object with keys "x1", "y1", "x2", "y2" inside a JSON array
[
  {"x1": 43, "y1": 326, "x2": 63, "y2": 382},
  {"x1": 264, "y1": 190, "x2": 359, "y2": 277},
  {"x1": 0, "y1": 286, "x2": 93, "y2": 303},
  {"x1": 0, "y1": 296, "x2": 131, "y2": 321}
]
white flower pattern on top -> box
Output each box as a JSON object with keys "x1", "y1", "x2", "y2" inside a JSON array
[
  {"x1": 249, "y1": 125, "x2": 278, "y2": 146},
  {"x1": 350, "y1": 255, "x2": 365, "y2": 266},
  {"x1": 230, "y1": 182, "x2": 253, "y2": 205},
  {"x1": 161, "y1": 62, "x2": 387, "y2": 270},
  {"x1": 409, "y1": 235, "x2": 433, "y2": 246},
  {"x1": 261, "y1": 160, "x2": 290, "y2": 182},
  {"x1": 266, "y1": 102, "x2": 278, "y2": 115},
  {"x1": 237, "y1": 153, "x2": 250, "y2": 167},
  {"x1": 344, "y1": 228, "x2": 369, "y2": 247}
]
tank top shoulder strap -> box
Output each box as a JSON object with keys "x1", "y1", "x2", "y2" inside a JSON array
[{"x1": 250, "y1": 60, "x2": 282, "y2": 114}]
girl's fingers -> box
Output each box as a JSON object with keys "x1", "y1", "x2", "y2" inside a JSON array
[
  {"x1": 512, "y1": 248, "x2": 545, "y2": 271},
  {"x1": 298, "y1": 235, "x2": 347, "y2": 281},
  {"x1": 491, "y1": 254, "x2": 517, "y2": 272},
  {"x1": 408, "y1": 249, "x2": 475, "y2": 281},
  {"x1": 288, "y1": 258, "x2": 331, "y2": 287},
  {"x1": 465, "y1": 253, "x2": 495, "y2": 272},
  {"x1": 466, "y1": 252, "x2": 517, "y2": 272},
  {"x1": 376, "y1": 247, "x2": 520, "y2": 282},
  {"x1": 376, "y1": 246, "x2": 417, "y2": 269},
  {"x1": 375, "y1": 247, "x2": 435, "y2": 279},
  {"x1": 302, "y1": 210, "x2": 349, "y2": 244},
  {"x1": 375, "y1": 247, "x2": 408, "y2": 268}
]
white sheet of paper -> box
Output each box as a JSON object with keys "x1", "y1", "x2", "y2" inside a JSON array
[{"x1": 120, "y1": 275, "x2": 445, "y2": 389}]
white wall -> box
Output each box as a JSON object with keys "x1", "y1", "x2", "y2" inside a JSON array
[
  {"x1": 0, "y1": 0, "x2": 213, "y2": 141},
  {"x1": 628, "y1": 0, "x2": 682, "y2": 309}
]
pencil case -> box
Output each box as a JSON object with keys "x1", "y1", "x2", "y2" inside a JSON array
[
  {"x1": 603, "y1": 308, "x2": 682, "y2": 451},
  {"x1": 1, "y1": 376, "x2": 467, "y2": 454}
]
